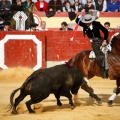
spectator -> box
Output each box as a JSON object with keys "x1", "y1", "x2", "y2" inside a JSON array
[
  {"x1": 23, "y1": 0, "x2": 36, "y2": 11},
  {"x1": 71, "y1": 0, "x2": 84, "y2": 13},
  {"x1": 62, "y1": 0, "x2": 74, "y2": 12},
  {"x1": 11, "y1": 0, "x2": 34, "y2": 30},
  {"x1": 104, "y1": 22, "x2": 115, "y2": 32},
  {"x1": 11, "y1": 0, "x2": 26, "y2": 11},
  {"x1": 44, "y1": 0, "x2": 51, "y2": 3},
  {"x1": 60, "y1": 21, "x2": 73, "y2": 30},
  {"x1": 80, "y1": 0, "x2": 95, "y2": 6},
  {"x1": 48, "y1": 0, "x2": 63, "y2": 13},
  {"x1": 2, "y1": 21, "x2": 14, "y2": 31},
  {"x1": 94, "y1": 0, "x2": 107, "y2": 12},
  {"x1": 37, "y1": 21, "x2": 48, "y2": 31},
  {"x1": 62, "y1": 0, "x2": 77, "y2": 20},
  {"x1": 60, "y1": 0, "x2": 74, "y2": 5},
  {"x1": 35, "y1": 0, "x2": 48, "y2": 12},
  {"x1": 0, "y1": 19, "x2": 4, "y2": 30},
  {"x1": 0, "y1": 0, "x2": 12, "y2": 20},
  {"x1": 107, "y1": 0, "x2": 120, "y2": 12},
  {"x1": 84, "y1": 0, "x2": 95, "y2": 13},
  {"x1": 80, "y1": 0, "x2": 87, "y2": 5},
  {"x1": 28, "y1": 23, "x2": 39, "y2": 31}
]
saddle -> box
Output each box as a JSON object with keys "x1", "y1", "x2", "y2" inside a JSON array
[
  {"x1": 89, "y1": 46, "x2": 109, "y2": 79},
  {"x1": 89, "y1": 46, "x2": 108, "y2": 59}
]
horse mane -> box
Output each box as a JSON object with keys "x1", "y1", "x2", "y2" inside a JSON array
[
  {"x1": 109, "y1": 32, "x2": 120, "y2": 46},
  {"x1": 106, "y1": 32, "x2": 120, "y2": 52},
  {"x1": 68, "y1": 53, "x2": 80, "y2": 64}
]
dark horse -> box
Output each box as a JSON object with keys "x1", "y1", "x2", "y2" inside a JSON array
[{"x1": 68, "y1": 32, "x2": 120, "y2": 107}]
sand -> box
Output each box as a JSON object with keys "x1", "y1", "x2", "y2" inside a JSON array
[{"x1": 0, "y1": 67, "x2": 120, "y2": 120}]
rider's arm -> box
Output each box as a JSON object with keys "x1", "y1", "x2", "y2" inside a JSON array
[
  {"x1": 99, "y1": 22, "x2": 108, "y2": 41},
  {"x1": 98, "y1": 22, "x2": 109, "y2": 46},
  {"x1": 75, "y1": 11, "x2": 84, "y2": 27}
]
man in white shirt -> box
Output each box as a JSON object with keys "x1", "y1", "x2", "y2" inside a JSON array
[{"x1": 37, "y1": 21, "x2": 48, "y2": 31}]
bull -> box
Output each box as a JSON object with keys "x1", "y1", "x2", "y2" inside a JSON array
[{"x1": 9, "y1": 64, "x2": 101, "y2": 114}]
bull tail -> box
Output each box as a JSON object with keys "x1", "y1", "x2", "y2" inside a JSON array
[{"x1": 9, "y1": 87, "x2": 21, "y2": 114}]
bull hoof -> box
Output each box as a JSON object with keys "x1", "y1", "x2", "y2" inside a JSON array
[
  {"x1": 12, "y1": 110, "x2": 18, "y2": 115},
  {"x1": 57, "y1": 102, "x2": 62, "y2": 106},
  {"x1": 29, "y1": 110, "x2": 35, "y2": 113},
  {"x1": 108, "y1": 100, "x2": 113, "y2": 107}
]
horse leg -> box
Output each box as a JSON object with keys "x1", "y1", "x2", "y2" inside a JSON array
[
  {"x1": 12, "y1": 93, "x2": 26, "y2": 114},
  {"x1": 108, "y1": 79, "x2": 120, "y2": 107},
  {"x1": 54, "y1": 93, "x2": 62, "y2": 106},
  {"x1": 83, "y1": 77, "x2": 91, "y2": 87},
  {"x1": 81, "y1": 81, "x2": 102, "y2": 105}
]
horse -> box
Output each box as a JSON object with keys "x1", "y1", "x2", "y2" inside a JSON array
[{"x1": 68, "y1": 32, "x2": 120, "y2": 107}]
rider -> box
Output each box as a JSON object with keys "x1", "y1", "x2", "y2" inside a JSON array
[{"x1": 75, "y1": 13, "x2": 109, "y2": 78}]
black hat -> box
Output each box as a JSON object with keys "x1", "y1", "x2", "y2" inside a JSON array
[
  {"x1": 30, "y1": 23, "x2": 38, "y2": 28},
  {"x1": 3, "y1": 21, "x2": 11, "y2": 25},
  {"x1": 61, "y1": 22, "x2": 68, "y2": 26}
]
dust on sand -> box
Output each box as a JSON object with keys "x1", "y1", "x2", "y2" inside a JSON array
[{"x1": 0, "y1": 67, "x2": 120, "y2": 120}]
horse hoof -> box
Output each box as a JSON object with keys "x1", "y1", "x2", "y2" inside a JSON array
[
  {"x1": 97, "y1": 100, "x2": 102, "y2": 105},
  {"x1": 108, "y1": 100, "x2": 113, "y2": 107},
  {"x1": 57, "y1": 102, "x2": 62, "y2": 106},
  {"x1": 70, "y1": 105, "x2": 75, "y2": 110}
]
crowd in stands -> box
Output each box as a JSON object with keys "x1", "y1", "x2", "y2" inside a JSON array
[{"x1": 0, "y1": 0, "x2": 120, "y2": 30}]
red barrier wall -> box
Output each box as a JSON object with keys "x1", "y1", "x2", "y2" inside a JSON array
[
  {"x1": 0, "y1": 31, "x2": 45, "y2": 70},
  {"x1": 45, "y1": 31, "x2": 116, "y2": 61},
  {"x1": 0, "y1": 31, "x2": 117, "y2": 69}
]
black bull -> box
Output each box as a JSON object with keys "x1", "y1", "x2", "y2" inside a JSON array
[{"x1": 9, "y1": 64, "x2": 101, "y2": 114}]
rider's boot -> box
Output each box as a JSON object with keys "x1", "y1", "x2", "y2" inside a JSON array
[{"x1": 100, "y1": 67, "x2": 108, "y2": 79}]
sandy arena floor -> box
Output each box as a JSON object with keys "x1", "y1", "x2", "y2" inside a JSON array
[{"x1": 0, "y1": 67, "x2": 120, "y2": 120}]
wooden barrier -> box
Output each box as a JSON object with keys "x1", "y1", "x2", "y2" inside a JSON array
[
  {"x1": 0, "y1": 31, "x2": 117, "y2": 69},
  {"x1": 0, "y1": 31, "x2": 45, "y2": 70}
]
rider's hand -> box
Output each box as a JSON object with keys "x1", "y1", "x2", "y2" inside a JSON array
[{"x1": 102, "y1": 40, "x2": 107, "y2": 46}]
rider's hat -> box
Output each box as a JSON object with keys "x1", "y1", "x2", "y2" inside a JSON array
[{"x1": 81, "y1": 14, "x2": 95, "y2": 23}]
